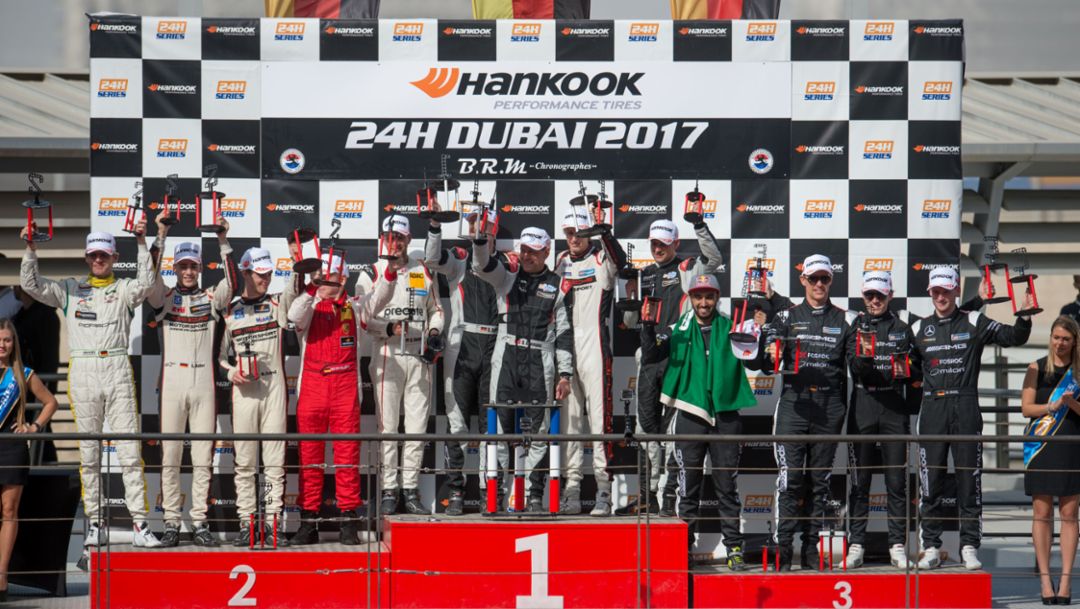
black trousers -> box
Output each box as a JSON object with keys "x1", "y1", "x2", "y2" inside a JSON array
[
  {"x1": 674, "y1": 410, "x2": 744, "y2": 549},
  {"x1": 847, "y1": 390, "x2": 910, "y2": 546},
  {"x1": 446, "y1": 335, "x2": 506, "y2": 492},
  {"x1": 773, "y1": 395, "x2": 846, "y2": 546},
  {"x1": 918, "y1": 396, "x2": 983, "y2": 549}
]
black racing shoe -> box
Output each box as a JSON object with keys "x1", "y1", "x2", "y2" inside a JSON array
[
  {"x1": 339, "y1": 509, "x2": 360, "y2": 546},
  {"x1": 290, "y1": 511, "x2": 320, "y2": 546},
  {"x1": 76, "y1": 550, "x2": 89, "y2": 572},
  {"x1": 726, "y1": 546, "x2": 749, "y2": 572},
  {"x1": 233, "y1": 521, "x2": 253, "y2": 547},
  {"x1": 264, "y1": 519, "x2": 289, "y2": 549},
  {"x1": 159, "y1": 523, "x2": 180, "y2": 548},
  {"x1": 192, "y1": 523, "x2": 219, "y2": 547},
  {"x1": 526, "y1": 494, "x2": 546, "y2": 513},
  {"x1": 445, "y1": 490, "x2": 465, "y2": 516},
  {"x1": 659, "y1": 494, "x2": 677, "y2": 518},
  {"x1": 403, "y1": 489, "x2": 429, "y2": 515},
  {"x1": 802, "y1": 546, "x2": 822, "y2": 571},
  {"x1": 776, "y1": 545, "x2": 793, "y2": 572},
  {"x1": 615, "y1": 494, "x2": 661, "y2": 516},
  {"x1": 380, "y1": 490, "x2": 399, "y2": 516}
]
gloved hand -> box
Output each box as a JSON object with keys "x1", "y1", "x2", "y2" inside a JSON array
[{"x1": 422, "y1": 332, "x2": 445, "y2": 364}]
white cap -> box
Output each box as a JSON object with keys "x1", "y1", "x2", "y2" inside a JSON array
[
  {"x1": 561, "y1": 210, "x2": 591, "y2": 231},
  {"x1": 240, "y1": 247, "x2": 274, "y2": 274},
  {"x1": 382, "y1": 214, "x2": 411, "y2": 236},
  {"x1": 861, "y1": 270, "x2": 892, "y2": 294},
  {"x1": 648, "y1": 220, "x2": 679, "y2": 245},
  {"x1": 927, "y1": 267, "x2": 959, "y2": 291},
  {"x1": 85, "y1": 232, "x2": 116, "y2": 255},
  {"x1": 519, "y1": 227, "x2": 551, "y2": 251},
  {"x1": 321, "y1": 253, "x2": 349, "y2": 278},
  {"x1": 801, "y1": 254, "x2": 833, "y2": 277},
  {"x1": 730, "y1": 319, "x2": 761, "y2": 361},
  {"x1": 173, "y1": 241, "x2": 202, "y2": 265}
]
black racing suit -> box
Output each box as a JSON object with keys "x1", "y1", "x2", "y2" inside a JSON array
[
  {"x1": 472, "y1": 241, "x2": 574, "y2": 498},
  {"x1": 845, "y1": 310, "x2": 920, "y2": 547},
  {"x1": 910, "y1": 306, "x2": 1031, "y2": 549},
  {"x1": 762, "y1": 302, "x2": 856, "y2": 547}
]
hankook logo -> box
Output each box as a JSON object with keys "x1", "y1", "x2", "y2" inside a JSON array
[
  {"x1": 617, "y1": 204, "x2": 667, "y2": 213},
  {"x1": 410, "y1": 67, "x2": 644, "y2": 99}
]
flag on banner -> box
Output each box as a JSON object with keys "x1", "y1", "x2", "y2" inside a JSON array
[
  {"x1": 670, "y1": 0, "x2": 780, "y2": 19},
  {"x1": 472, "y1": 0, "x2": 590, "y2": 19},
  {"x1": 265, "y1": 0, "x2": 380, "y2": 18}
]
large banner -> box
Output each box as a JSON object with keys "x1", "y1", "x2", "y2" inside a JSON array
[{"x1": 89, "y1": 15, "x2": 963, "y2": 538}]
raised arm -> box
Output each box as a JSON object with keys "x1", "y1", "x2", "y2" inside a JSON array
[
  {"x1": 424, "y1": 225, "x2": 467, "y2": 286},
  {"x1": 277, "y1": 271, "x2": 301, "y2": 329},
  {"x1": 975, "y1": 311, "x2": 1032, "y2": 349},
  {"x1": 355, "y1": 266, "x2": 398, "y2": 328},
  {"x1": 472, "y1": 238, "x2": 515, "y2": 296},
  {"x1": 210, "y1": 241, "x2": 241, "y2": 312},
  {"x1": 19, "y1": 248, "x2": 68, "y2": 310},
  {"x1": 690, "y1": 222, "x2": 724, "y2": 275},
  {"x1": 424, "y1": 265, "x2": 445, "y2": 335},
  {"x1": 288, "y1": 286, "x2": 317, "y2": 334}
]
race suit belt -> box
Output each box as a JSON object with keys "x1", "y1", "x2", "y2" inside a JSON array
[
  {"x1": 504, "y1": 335, "x2": 555, "y2": 352},
  {"x1": 924, "y1": 387, "x2": 978, "y2": 398},
  {"x1": 70, "y1": 348, "x2": 128, "y2": 358},
  {"x1": 855, "y1": 384, "x2": 901, "y2": 394},
  {"x1": 462, "y1": 323, "x2": 498, "y2": 335},
  {"x1": 312, "y1": 362, "x2": 356, "y2": 375}
]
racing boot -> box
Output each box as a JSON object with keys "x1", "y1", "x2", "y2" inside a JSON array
[
  {"x1": 339, "y1": 509, "x2": 361, "y2": 546},
  {"x1": 380, "y1": 490, "x2": 399, "y2": 516},
  {"x1": 234, "y1": 519, "x2": 254, "y2": 547},
  {"x1": 559, "y1": 487, "x2": 582, "y2": 515},
  {"x1": 445, "y1": 490, "x2": 465, "y2": 516},
  {"x1": 403, "y1": 489, "x2": 429, "y2": 515},
  {"x1": 526, "y1": 492, "x2": 545, "y2": 513},
  {"x1": 159, "y1": 522, "x2": 180, "y2": 548},
  {"x1": 615, "y1": 493, "x2": 660, "y2": 516},
  {"x1": 659, "y1": 493, "x2": 677, "y2": 518},
  {"x1": 290, "y1": 511, "x2": 320, "y2": 546},
  {"x1": 192, "y1": 523, "x2": 219, "y2": 547},
  {"x1": 776, "y1": 545, "x2": 793, "y2": 572}
]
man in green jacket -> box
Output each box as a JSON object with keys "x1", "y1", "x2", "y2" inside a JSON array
[{"x1": 642, "y1": 274, "x2": 759, "y2": 570}]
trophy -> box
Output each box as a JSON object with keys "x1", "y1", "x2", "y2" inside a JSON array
[
  {"x1": 614, "y1": 243, "x2": 644, "y2": 313},
  {"x1": 122, "y1": 180, "x2": 146, "y2": 234},
  {"x1": 620, "y1": 389, "x2": 637, "y2": 449},
  {"x1": 576, "y1": 180, "x2": 612, "y2": 239},
  {"x1": 981, "y1": 236, "x2": 1011, "y2": 304},
  {"x1": 379, "y1": 210, "x2": 403, "y2": 260},
  {"x1": 639, "y1": 273, "x2": 664, "y2": 326},
  {"x1": 288, "y1": 227, "x2": 322, "y2": 274},
  {"x1": 315, "y1": 218, "x2": 346, "y2": 288},
  {"x1": 855, "y1": 319, "x2": 876, "y2": 360},
  {"x1": 460, "y1": 181, "x2": 498, "y2": 240},
  {"x1": 237, "y1": 336, "x2": 259, "y2": 381},
  {"x1": 731, "y1": 244, "x2": 769, "y2": 344},
  {"x1": 683, "y1": 180, "x2": 705, "y2": 223},
  {"x1": 22, "y1": 173, "x2": 53, "y2": 242},
  {"x1": 417, "y1": 155, "x2": 461, "y2": 223},
  {"x1": 747, "y1": 243, "x2": 769, "y2": 298},
  {"x1": 568, "y1": 180, "x2": 600, "y2": 236},
  {"x1": 1006, "y1": 247, "x2": 1043, "y2": 317},
  {"x1": 772, "y1": 337, "x2": 803, "y2": 376},
  {"x1": 196, "y1": 165, "x2": 226, "y2": 233},
  {"x1": 891, "y1": 349, "x2": 912, "y2": 379},
  {"x1": 158, "y1": 173, "x2": 181, "y2": 226}
]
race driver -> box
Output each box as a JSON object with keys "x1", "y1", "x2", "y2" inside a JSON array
[
  {"x1": 762, "y1": 254, "x2": 856, "y2": 570},
  {"x1": 146, "y1": 211, "x2": 239, "y2": 548},
  {"x1": 288, "y1": 253, "x2": 398, "y2": 545},
  {"x1": 910, "y1": 267, "x2": 1032, "y2": 570},
  {"x1": 357, "y1": 214, "x2": 445, "y2": 516},
  {"x1": 555, "y1": 209, "x2": 627, "y2": 516},
  {"x1": 619, "y1": 218, "x2": 725, "y2": 516},
  {"x1": 20, "y1": 223, "x2": 163, "y2": 560},
  {"x1": 424, "y1": 208, "x2": 511, "y2": 515},
  {"x1": 472, "y1": 227, "x2": 573, "y2": 511},
  {"x1": 220, "y1": 246, "x2": 301, "y2": 548}
]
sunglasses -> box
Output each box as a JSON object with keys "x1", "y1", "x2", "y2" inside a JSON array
[
  {"x1": 863, "y1": 291, "x2": 887, "y2": 302},
  {"x1": 805, "y1": 274, "x2": 832, "y2": 285},
  {"x1": 86, "y1": 251, "x2": 112, "y2": 261}
]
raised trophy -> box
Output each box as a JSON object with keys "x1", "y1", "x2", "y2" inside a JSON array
[
  {"x1": 22, "y1": 173, "x2": 53, "y2": 242},
  {"x1": 417, "y1": 155, "x2": 462, "y2": 223},
  {"x1": 315, "y1": 218, "x2": 347, "y2": 288},
  {"x1": 288, "y1": 227, "x2": 322, "y2": 274},
  {"x1": 981, "y1": 236, "x2": 1011, "y2": 304},
  {"x1": 614, "y1": 243, "x2": 644, "y2": 314},
  {"x1": 158, "y1": 173, "x2": 181, "y2": 226},
  {"x1": 683, "y1": 180, "x2": 705, "y2": 223},
  {"x1": 122, "y1": 180, "x2": 146, "y2": 235},
  {"x1": 196, "y1": 165, "x2": 226, "y2": 233},
  {"x1": 576, "y1": 180, "x2": 612, "y2": 239},
  {"x1": 1007, "y1": 247, "x2": 1044, "y2": 317}
]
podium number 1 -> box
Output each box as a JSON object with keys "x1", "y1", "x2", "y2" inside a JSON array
[{"x1": 515, "y1": 534, "x2": 564, "y2": 609}]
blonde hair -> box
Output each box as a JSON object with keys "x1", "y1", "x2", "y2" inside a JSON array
[
  {"x1": 1046, "y1": 316, "x2": 1080, "y2": 382},
  {"x1": 0, "y1": 319, "x2": 27, "y2": 428}
]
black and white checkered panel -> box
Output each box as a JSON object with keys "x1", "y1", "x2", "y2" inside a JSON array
[{"x1": 89, "y1": 16, "x2": 963, "y2": 526}]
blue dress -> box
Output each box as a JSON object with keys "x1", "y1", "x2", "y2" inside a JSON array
[{"x1": 0, "y1": 366, "x2": 32, "y2": 486}]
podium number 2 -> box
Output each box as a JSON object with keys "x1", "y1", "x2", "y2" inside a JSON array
[
  {"x1": 833, "y1": 580, "x2": 852, "y2": 609},
  {"x1": 515, "y1": 534, "x2": 564, "y2": 609},
  {"x1": 228, "y1": 564, "x2": 257, "y2": 607}
]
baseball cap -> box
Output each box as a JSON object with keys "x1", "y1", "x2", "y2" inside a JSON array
[
  {"x1": 927, "y1": 267, "x2": 959, "y2": 291},
  {"x1": 321, "y1": 253, "x2": 349, "y2": 278},
  {"x1": 519, "y1": 227, "x2": 551, "y2": 251},
  {"x1": 801, "y1": 254, "x2": 833, "y2": 277},
  {"x1": 85, "y1": 232, "x2": 116, "y2": 255},
  {"x1": 173, "y1": 241, "x2": 202, "y2": 265},
  {"x1": 240, "y1": 247, "x2": 275, "y2": 274},
  {"x1": 730, "y1": 319, "x2": 761, "y2": 361},
  {"x1": 648, "y1": 220, "x2": 679, "y2": 245},
  {"x1": 382, "y1": 214, "x2": 411, "y2": 236},
  {"x1": 688, "y1": 274, "x2": 721, "y2": 294},
  {"x1": 861, "y1": 270, "x2": 892, "y2": 295},
  {"x1": 561, "y1": 210, "x2": 591, "y2": 231}
]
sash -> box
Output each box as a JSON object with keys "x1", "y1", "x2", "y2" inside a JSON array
[
  {"x1": 0, "y1": 367, "x2": 26, "y2": 429},
  {"x1": 1024, "y1": 367, "x2": 1080, "y2": 467}
]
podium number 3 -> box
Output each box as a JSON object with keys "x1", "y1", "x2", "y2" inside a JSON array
[
  {"x1": 515, "y1": 534, "x2": 564, "y2": 609},
  {"x1": 229, "y1": 564, "x2": 257, "y2": 607},
  {"x1": 833, "y1": 581, "x2": 852, "y2": 609}
]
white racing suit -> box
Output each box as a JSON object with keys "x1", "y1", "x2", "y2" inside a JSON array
[
  {"x1": 356, "y1": 256, "x2": 445, "y2": 492},
  {"x1": 20, "y1": 245, "x2": 155, "y2": 523}
]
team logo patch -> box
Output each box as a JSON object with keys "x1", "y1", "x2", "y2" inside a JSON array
[
  {"x1": 924, "y1": 324, "x2": 936, "y2": 337},
  {"x1": 951, "y1": 332, "x2": 970, "y2": 341},
  {"x1": 888, "y1": 333, "x2": 906, "y2": 341},
  {"x1": 280, "y1": 148, "x2": 305, "y2": 174},
  {"x1": 255, "y1": 303, "x2": 271, "y2": 313},
  {"x1": 749, "y1": 148, "x2": 774, "y2": 174},
  {"x1": 233, "y1": 309, "x2": 245, "y2": 319},
  {"x1": 823, "y1": 326, "x2": 841, "y2": 335}
]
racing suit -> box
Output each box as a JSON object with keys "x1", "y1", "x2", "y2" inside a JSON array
[
  {"x1": 357, "y1": 257, "x2": 445, "y2": 492},
  {"x1": 219, "y1": 272, "x2": 300, "y2": 522},
  {"x1": 472, "y1": 241, "x2": 574, "y2": 498},
  {"x1": 424, "y1": 227, "x2": 511, "y2": 494},
  {"x1": 554, "y1": 232, "x2": 627, "y2": 495},
  {"x1": 762, "y1": 302, "x2": 856, "y2": 547},
  {"x1": 20, "y1": 245, "x2": 155, "y2": 523},
  {"x1": 845, "y1": 310, "x2": 919, "y2": 547},
  {"x1": 289, "y1": 272, "x2": 395, "y2": 513},
  {"x1": 622, "y1": 222, "x2": 725, "y2": 501},
  {"x1": 910, "y1": 307, "x2": 1031, "y2": 549},
  {"x1": 147, "y1": 240, "x2": 240, "y2": 527}
]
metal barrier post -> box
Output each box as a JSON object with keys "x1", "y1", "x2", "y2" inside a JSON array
[{"x1": 994, "y1": 346, "x2": 1010, "y2": 468}]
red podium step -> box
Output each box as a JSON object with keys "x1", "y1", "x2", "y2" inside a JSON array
[
  {"x1": 89, "y1": 542, "x2": 390, "y2": 609},
  {"x1": 385, "y1": 514, "x2": 689, "y2": 608},
  {"x1": 692, "y1": 565, "x2": 992, "y2": 609}
]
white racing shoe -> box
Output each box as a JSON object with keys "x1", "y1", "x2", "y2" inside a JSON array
[
  {"x1": 842, "y1": 544, "x2": 865, "y2": 569},
  {"x1": 961, "y1": 545, "x2": 982, "y2": 570},
  {"x1": 889, "y1": 544, "x2": 911, "y2": 569},
  {"x1": 84, "y1": 522, "x2": 105, "y2": 547},
  {"x1": 917, "y1": 547, "x2": 941, "y2": 570},
  {"x1": 132, "y1": 521, "x2": 163, "y2": 548}
]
